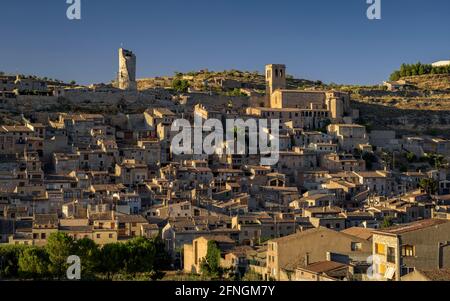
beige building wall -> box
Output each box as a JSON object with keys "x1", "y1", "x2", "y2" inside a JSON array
[
  {"x1": 118, "y1": 48, "x2": 137, "y2": 91},
  {"x1": 265, "y1": 64, "x2": 286, "y2": 107},
  {"x1": 266, "y1": 227, "x2": 371, "y2": 280},
  {"x1": 93, "y1": 230, "x2": 118, "y2": 245},
  {"x1": 184, "y1": 237, "x2": 210, "y2": 274},
  {"x1": 31, "y1": 228, "x2": 58, "y2": 247},
  {"x1": 271, "y1": 90, "x2": 327, "y2": 110},
  {"x1": 372, "y1": 221, "x2": 450, "y2": 281}
]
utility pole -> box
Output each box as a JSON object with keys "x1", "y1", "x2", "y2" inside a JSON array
[
  {"x1": 392, "y1": 151, "x2": 396, "y2": 170},
  {"x1": 275, "y1": 215, "x2": 279, "y2": 238}
]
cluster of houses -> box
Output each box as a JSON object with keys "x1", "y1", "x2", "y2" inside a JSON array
[{"x1": 1, "y1": 64, "x2": 450, "y2": 281}]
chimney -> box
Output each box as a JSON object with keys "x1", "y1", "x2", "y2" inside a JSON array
[
  {"x1": 304, "y1": 253, "x2": 310, "y2": 266},
  {"x1": 438, "y1": 242, "x2": 443, "y2": 269},
  {"x1": 326, "y1": 252, "x2": 332, "y2": 262}
]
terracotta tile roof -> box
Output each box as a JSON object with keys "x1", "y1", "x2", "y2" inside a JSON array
[
  {"x1": 356, "y1": 171, "x2": 388, "y2": 178},
  {"x1": 305, "y1": 206, "x2": 342, "y2": 214},
  {"x1": 199, "y1": 235, "x2": 235, "y2": 244},
  {"x1": 418, "y1": 269, "x2": 450, "y2": 281},
  {"x1": 33, "y1": 214, "x2": 59, "y2": 227},
  {"x1": 116, "y1": 214, "x2": 148, "y2": 224},
  {"x1": 341, "y1": 227, "x2": 373, "y2": 240},
  {"x1": 375, "y1": 219, "x2": 449, "y2": 235},
  {"x1": 303, "y1": 261, "x2": 348, "y2": 273}
]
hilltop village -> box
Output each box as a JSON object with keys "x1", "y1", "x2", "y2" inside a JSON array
[{"x1": 1, "y1": 49, "x2": 450, "y2": 281}]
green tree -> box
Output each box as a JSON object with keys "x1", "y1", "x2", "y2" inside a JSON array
[
  {"x1": 152, "y1": 236, "x2": 172, "y2": 271},
  {"x1": 362, "y1": 152, "x2": 377, "y2": 170},
  {"x1": 0, "y1": 245, "x2": 26, "y2": 279},
  {"x1": 172, "y1": 79, "x2": 190, "y2": 93},
  {"x1": 406, "y1": 152, "x2": 417, "y2": 163},
  {"x1": 123, "y1": 237, "x2": 156, "y2": 275},
  {"x1": 98, "y1": 243, "x2": 126, "y2": 279},
  {"x1": 73, "y1": 238, "x2": 100, "y2": 279},
  {"x1": 419, "y1": 178, "x2": 439, "y2": 195},
  {"x1": 418, "y1": 64, "x2": 426, "y2": 75},
  {"x1": 18, "y1": 247, "x2": 50, "y2": 279},
  {"x1": 318, "y1": 119, "x2": 332, "y2": 134},
  {"x1": 390, "y1": 62, "x2": 450, "y2": 81},
  {"x1": 389, "y1": 71, "x2": 401, "y2": 81},
  {"x1": 200, "y1": 241, "x2": 223, "y2": 278},
  {"x1": 399, "y1": 64, "x2": 407, "y2": 78},
  {"x1": 226, "y1": 88, "x2": 246, "y2": 97},
  {"x1": 425, "y1": 154, "x2": 445, "y2": 168},
  {"x1": 382, "y1": 217, "x2": 394, "y2": 229},
  {"x1": 242, "y1": 269, "x2": 262, "y2": 281},
  {"x1": 46, "y1": 232, "x2": 75, "y2": 279}
]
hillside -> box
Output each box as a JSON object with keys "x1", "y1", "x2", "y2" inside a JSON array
[
  {"x1": 353, "y1": 101, "x2": 450, "y2": 138},
  {"x1": 351, "y1": 74, "x2": 450, "y2": 137},
  {"x1": 352, "y1": 89, "x2": 450, "y2": 111},
  {"x1": 137, "y1": 70, "x2": 322, "y2": 92},
  {"x1": 402, "y1": 74, "x2": 450, "y2": 90}
]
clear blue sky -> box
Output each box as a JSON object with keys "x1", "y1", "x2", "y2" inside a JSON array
[{"x1": 1, "y1": 0, "x2": 449, "y2": 85}]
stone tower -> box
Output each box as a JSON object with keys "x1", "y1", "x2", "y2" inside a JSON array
[
  {"x1": 118, "y1": 48, "x2": 137, "y2": 91},
  {"x1": 265, "y1": 64, "x2": 286, "y2": 107}
]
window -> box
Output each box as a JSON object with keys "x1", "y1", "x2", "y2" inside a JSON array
[
  {"x1": 375, "y1": 243, "x2": 386, "y2": 255},
  {"x1": 96, "y1": 234, "x2": 101, "y2": 239},
  {"x1": 351, "y1": 242, "x2": 362, "y2": 251},
  {"x1": 387, "y1": 247, "x2": 396, "y2": 263},
  {"x1": 194, "y1": 241, "x2": 198, "y2": 265},
  {"x1": 109, "y1": 234, "x2": 113, "y2": 239},
  {"x1": 401, "y1": 245, "x2": 415, "y2": 257},
  {"x1": 270, "y1": 243, "x2": 275, "y2": 251},
  {"x1": 378, "y1": 264, "x2": 386, "y2": 275}
]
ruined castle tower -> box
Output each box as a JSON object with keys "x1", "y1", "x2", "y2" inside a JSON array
[
  {"x1": 118, "y1": 48, "x2": 137, "y2": 91},
  {"x1": 265, "y1": 64, "x2": 286, "y2": 107}
]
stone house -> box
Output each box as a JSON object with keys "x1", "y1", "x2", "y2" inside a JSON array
[
  {"x1": 265, "y1": 227, "x2": 372, "y2": 281},
  {"x1": 371, "y1": 219, "x2": 450, "y2": 281},
  {"x1": 327, "y1": 124, "x2": 369, "y2": 152},
  {"x1": 115, "y1": 159, "x2": 148, "y2": 186}
]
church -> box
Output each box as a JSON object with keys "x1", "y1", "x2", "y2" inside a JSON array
[{"x1": 246, "y1": 64, "x2": 353, "y2": 130}]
